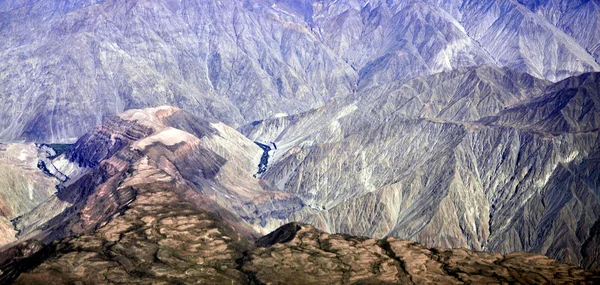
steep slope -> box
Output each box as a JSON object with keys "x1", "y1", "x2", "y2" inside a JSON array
[
  {"x1": 0, "y1": 107, "x2": 598, "y2": 283},
  {"x1": 0, "y1": 106, "x2": 306, "y2": 253},
  {"x1": 241, "y1": 65, "x2": 550, "y2": 147},
  {"x1": 456, "y1": 0, "x2": 599, "y2": 81},
  {"x1": 242, "y1": 70, "x2": 600, "y2": 268},
  {"x1": 518, "y1": 0, "x2": 600, "y2": 63},
  {"x1": 1, "y1": 0, "x2": 600, "y2": 142},
  {"x1": 482, "y1": 72, "x2": 600, "y2": 133},
  {"x1": 0, "y1": 144, "x2": 57, "y2": 246},
  {"x1": 355, "y1": 65, "x2": 551, "y2": 121},
  {"x1": 0, "y1": 0, "x2": 357, "y2": 142},
  {"x1": 310, "y1": 0, "x2": 493, "y2": 89},
  {"x1": 8, "y1": 174, "x2": 253, "y2": 284},
  {"x1": 288, "y1": 0, "x2": 599, "y2": 84}
]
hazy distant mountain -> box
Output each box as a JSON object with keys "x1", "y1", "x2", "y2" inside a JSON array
[
  {"x1": 0, "y1": 0, "x2": 357, "y2": 142},
  {"x1": 0, "y1": 0, "x2": 599, "y2": 142},
  {"x1": 301, "y1": 0, "x2": 599, "y2": 83}
]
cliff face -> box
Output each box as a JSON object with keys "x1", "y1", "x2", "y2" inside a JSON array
[
  {"x1": 1, "y1": 0, "x2": 599, "y2": 142},
  {"x1": 243, "y1": 69, "x2": 600, "y2": 268}
]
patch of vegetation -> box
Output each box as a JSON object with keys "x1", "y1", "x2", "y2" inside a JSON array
[{"x1": 47, "y1": 143, "x2": 73, "y2": 159}]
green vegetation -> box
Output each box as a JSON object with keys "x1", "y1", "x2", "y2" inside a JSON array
[{"x1": 47, "y1": 144, "x2": 73, "y2": 159}]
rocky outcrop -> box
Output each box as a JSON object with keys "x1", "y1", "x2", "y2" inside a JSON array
[
  {"x1": 0, "y1": 106, "x2": 305, "y2": 254},
  {"x1": 245, "y1": 223, "x2": 599, "y2": 284},
  {"x1": 7, "y1": 219, "x2": 599, "y2": 284},
  {"x1": 0, "y1": 106, "x2": 302, "y2": 282},
  {"x1": 9, "y1": 178, "x2": 252, "y2": 284}
]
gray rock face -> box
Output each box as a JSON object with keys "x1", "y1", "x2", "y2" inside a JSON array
[
  {"x1": 284, "y1": 0, "x2": 600, "y2": 82},
  {"x1": 243, "y1": 69, "x2": 600, "y2": 268},
  {"x1": 1, "y1": 0, "x2": 600, "y2": 280},
  {"x1": 0, "y1": 143, "x2": 57, "y2": 246},
  {"x1": 518, "y1": 0, "x2": 600, "y2": 63},
  {"x1": 0, "y1": 102, "x2": 598, "y2": 282},
  {"x1": 1, "y1": 0, "x2": 599, "y2": 142},
  {"x1": 0, "y1": 0, "x2": 357, "y2": 142},
  {"x1": 482, "y1": 72, "x2": 600, "y2": 133}
]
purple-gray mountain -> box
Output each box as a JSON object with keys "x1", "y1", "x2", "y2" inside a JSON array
[
  {"x1": 1, "y1": 0, "x2": 599, "y2": 142},
  {"x1": 1, "y1": 0, "x2": 600, "y2": 284}
]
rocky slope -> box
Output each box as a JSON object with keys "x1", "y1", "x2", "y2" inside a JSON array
[
  {"x1": 482, "y1": 72, "x2": 600, "y2": 133},
  {"x1": 307, "y1": 0, "x2": 599, "y2": 85},
  {"x1": 6, "y1": 219, "x2": 600, "y2": 284},
  {"x1": 4, "y1": 186, "x2": 600, "y2": 285},
  {"x1": 0, "y1": 0, "x2": 357, "y2": 142},
  {"x1": 518, "y1": 0, "x2": 600, "y2": 63},
  {"x1": 246, "y1": 223, "x2": 598, "y2": 284},
  {"x1": 1, "y1": 0, "x2": 599, "y2": 142},
  {"x1": 0, "y1": 106, "x2": 305, "y2": 282},
  {"x1": 6, "y1": 172, "x2": 254, "y2": 284},
  {"x1": 242, "y1": 69, "x2": 600, "y2": 269},
  {"x1": 0, "y1": 106, "x2": 305, "y2": 253},
  {"x1": 0, "y1": 143, "x2": 58, "y2": 246},
  {"x1": 1, "y1": 0, "x2": 600, "y2": 282},
  {"x1": 0, "y1": 106, "x2": 598, "y2": 283}
]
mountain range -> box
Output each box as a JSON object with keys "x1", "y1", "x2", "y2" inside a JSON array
[
  {"x1": 1, "y1": 0, "x2": 599, "y2": 142},
  {"x1": 0, "y1": 105, "x2": 598, "y2": 284},
  {"x1": 1, "y1": 0, "x2": 600, "y2": 283}
]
